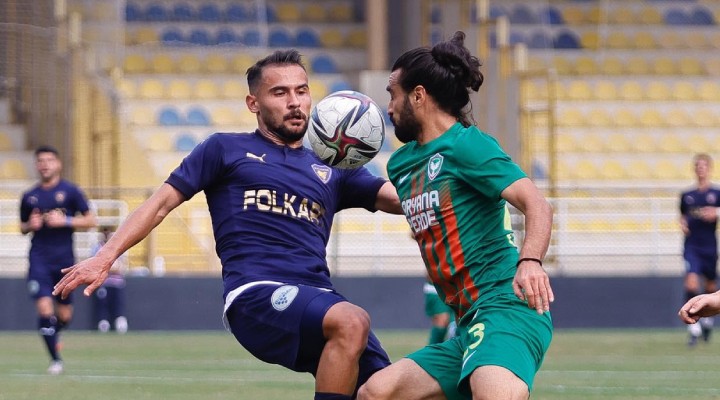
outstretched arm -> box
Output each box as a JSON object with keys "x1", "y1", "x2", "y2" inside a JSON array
[
  {"x1": 53, "y1": 183, "x2": 186, "y2": 298},
  {"x1": 501, "y1": 177, "x2": 554, "y2": 314},
  {"x1": 374, "y1": 181, "x2": 403, "y2": 214},
  {"x1": 679, "y1": 290, "x2": 720, "y2": 324}
]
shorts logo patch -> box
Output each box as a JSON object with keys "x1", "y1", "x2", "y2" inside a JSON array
[
  {"x1": 28, "y1": 280, "x2": 39, "y2": 296},
  {"x1": 271, "y1": 285, "x2": 299, "y2": 311}
]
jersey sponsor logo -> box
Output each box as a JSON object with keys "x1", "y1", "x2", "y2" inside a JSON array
[
  {"x1": 707, "y1": 192, "x2": 717, "y2": 204},
  {"x1": 271, "y1": 285, "x2": 299, "y2": 311},
  {"x1": 401, "y1": 190, "x2": 440, "y2": 233},
  {"x1": 54, "y1": 191, "x2": 66, "y2": 204},
  {"x1": 427, "y1": 153, "x2": 444, "y2": 181},
  {"x1": 246, "y1": 152, "x2": 266, "y2": 163},
  {"x1": 243, "y1": 189, "x2": 325, "y2": 225},
  {"x1": 312, "y1": 164, "x2": 332, "y2": 184}
]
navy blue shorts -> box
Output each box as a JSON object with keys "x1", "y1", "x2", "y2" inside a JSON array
[
  {"x1": 224, "y1": 283, "x2": 390, "y2": 389},
  {"x1": 27, "y1": 253, "x2": 74, "y2": 304},
  {"x1": 684, "y1": 248, "x2": 718, "y2": 281}
]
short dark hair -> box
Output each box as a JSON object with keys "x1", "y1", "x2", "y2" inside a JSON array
[
  {"x1": 391, "y1": 31, "x2": 484, "y2": 127},
  {"x1": 246, "y1": 50, "x2": 306, "y2": 94},
  {"x1": 34, "y1": 145, "x2": 59, "y2": 157}
]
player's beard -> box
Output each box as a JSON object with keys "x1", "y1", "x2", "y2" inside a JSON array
[
  {"x1": 265, "y1": 109, "x2": 308, "y2": 142},
  {"x1": 392, "y1": 97, "x2": 421, "y2": 144}
]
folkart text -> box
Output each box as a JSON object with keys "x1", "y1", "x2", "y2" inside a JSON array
[{"x1": 243, "y1": 189, "x2": 325, "y2": 225}]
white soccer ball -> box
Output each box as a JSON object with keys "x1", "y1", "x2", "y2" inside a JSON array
[{"x1": 306, "y1": 90, "x2": 385, "y2": 169}]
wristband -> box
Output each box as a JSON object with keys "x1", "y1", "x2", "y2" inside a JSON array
[
  {"x1": 516, "y1": 257, "x2": 542, "y2": 267},
  {"x1": 66, "y1": 216, "x2": 73, "y2": 227}
]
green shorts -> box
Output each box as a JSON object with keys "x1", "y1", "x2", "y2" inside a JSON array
[
  {"x1": 424, "y1": 283, "x2": 454, "y2": 317},
  {"x1": 407, "y1": 294, "x2": 553, "y2": 399}
]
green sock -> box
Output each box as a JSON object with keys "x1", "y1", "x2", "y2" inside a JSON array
[{"x1": 428, "y1": 326, "x2": 448, "y2": 344}]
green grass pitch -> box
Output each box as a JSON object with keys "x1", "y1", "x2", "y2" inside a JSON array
[{"x1": 1, "y1": 329, "x2": 719, "y2": 399}]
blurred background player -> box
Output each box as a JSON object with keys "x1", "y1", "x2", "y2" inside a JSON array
[
  {"x1": 92, "y1": 227, "x2": 128, "y2": 334},
  {"x1": 679, "y1": 153, "x2": 720, "y2": 346},
  {"x1": 19, "y1": 145, "x2": 97, "y2": 374},
  {"x1": 423, "y1": 276, "x2": 455, "y2": 344}
]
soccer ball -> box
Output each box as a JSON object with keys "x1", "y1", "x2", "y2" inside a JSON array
[{"x1": 306, "y1": 90, "x2": 385, "y2": 169}]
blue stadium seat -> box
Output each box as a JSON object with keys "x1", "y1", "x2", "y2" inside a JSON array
[
  {"x1": 216, "y1": 28, "x2": 241, "y2": 46},
  {"x1": 145, "y1": 3, "x2": 167, "y2": 22},
  {"x1": 125, "y1": 3, "x2": 143, "y2": 21},
  {"x1": 243, "y1": 28, "x2": 262, "y2": 47},
  {"x1": 189, "y1": 29, "x2": 214, "y2": 46},
  {"x1": 172, "y1": 3, "x2": 194, "y2": 21},
  {"x1": 161, "y1": 28, "x2": 185, "y2": 45},
  {"x1": 539, "y1": 6, "x2": 564, "y2": 25},
  {"x1": 329, "y1": 80, "x2": 352, "y2": 93},
  {"x1": 489, "y1": 5, "x2": 507, "y2": 19},
  {"x1": 269, "y1": 28, "x2": 294, "y2": 47},
  {"x1": 690, "y1": 7, "x2": 715, "y2": 25},
  {"x1": 175, "y1": 133, "x2": 198, "y2": 151},
  {"x1": 430, "y1": 5, "x2": 441, "y2": 23},
  {"x1": 158, "y1": 107, "x2": 183, "y2": 126},
  {"x1": 529, "y1": 31, "x2": 553, "y2": 48},
  {"x1": 186, "y1": 107, "x2": 211, "y2": 126},
  {"x1": 296, "y1": 29, "x2": 321, "y2": 48},
  {"x1": 226, "y1": 3, "x2": 249, "y2": 22},
  {"x1": 489, "y1": 31, "x2": 526, "y2": 48},
  {"x1": 665, "y1": 9, "x2": 689, "y2": 25},
  {"x1": 311, "y1": 54, "x2": 339, "y2": 74},
  {"x1": 510, "y1": 5, "x2": 538, "y2": 24},
  {"x1": 198, "y1": 3, "x2": 221, "y2": 22},
  {"x1": 260, "y1": 4, "x2": 277, "y2": 23},
  {"x1": 554, "y1": 30, "x2": 581, "y2": 49}
]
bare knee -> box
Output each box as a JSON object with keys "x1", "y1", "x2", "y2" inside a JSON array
[
  {"x1": 357, "y1": 373, "x2": 394, "y2": 400},
  {"x1": 324, "y1": 302, "x2": 371, "y2": 357}
]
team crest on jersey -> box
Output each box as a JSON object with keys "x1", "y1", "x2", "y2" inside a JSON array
[
  {"x1": 312, "y1": 164, "x2": 332, "y2": 184},
  {"x1": 707, "y1": 192, "x2": 717, "y2": 204},
  {"x1": 55, "y1": 191, "x2": 66, "y2": 204},
  {"x1": 28, "y1": 196, "x2": 38, "y2": 205},
  {"x1": 427, "y1": 153, "x2": 444, "y2": 181},
  {"x1": 271, "y1": 285, "x2": 299, "y2": 311}
]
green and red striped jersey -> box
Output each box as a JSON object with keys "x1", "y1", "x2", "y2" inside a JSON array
[{"x1": 387, "y1": 122, "x2": 526, "y2": 318}]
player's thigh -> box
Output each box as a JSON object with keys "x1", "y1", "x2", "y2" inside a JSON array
[
  {"x1": 469, "y1": 365, "x2": 528, "y2": 400},
  {"x1": 358, "y1": 358, "x2": 446, "y2": 400},
  {"x1": 405, "y1": 338, "x2": 466, "y2": 400}
]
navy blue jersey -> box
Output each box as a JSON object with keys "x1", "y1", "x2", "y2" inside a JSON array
[
  {"x1": 166, "y1": 132, "x2": 386, "y2": 297},
  {"x1": 20, "y1": 179, "x2": 91, "y2": 260},
  {"x1": 680, "y1": 187, "x2": 720, "y2": 252}
]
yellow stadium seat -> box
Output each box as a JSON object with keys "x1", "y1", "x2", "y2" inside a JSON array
[
  {"x1": 593, "y1": 80, "x2": 618, "y2": 100},
  {"x1": 577, "y1": 131, "x2": 605, "y2": 151},
  {"x1": 687, "y1": 134, "x2": 709, "y2": 153},
  {"x1": 600, "y1": 160, "x2": 626, "y2": 180},
  {"x1": 710, "y1": 31, "x2": 720, "y2": 50},
  {"x1": 116, "y1": 79, "x2": 137, "y2": 98},
  {"x1": 678, "y1": 58, "x2": 704, "y2": 75},
  {"x1": 275, "y1": 3, "x2": 301, "y2": 22},
  {"x1": 606, "y1": 31, "x2": 632, "y2": 49},
  {"x1": 238, "y1": 109, "x2": 257, "y2": 126},
  {"x1": 638, "y1": 109, "x2": 665, "y2": 127},
  {"x1": 626, "y1": 160, "x2": 653, "y2": 179},
  {"x1": 599, "y1": 57, "x2": 624, "y2": 75},
  {"x1": 566, "y1": 80, "x2": 592, "y2": 100},
  {"x1": 619, "y1": 81, "x2": 643, "y2": 101},
  {"x1": 657, "y1": 133, "x2": 684, "y2": 152},
  {"x1": 698, "y1": 81, "x2": 720, "y2": 101},
  {"x1": 573, "y1": 159, "x2": 599, "y2": 180},
  {"x1": 633, "y1": 32, "x2": 657, "y2": 49},
  {"x1": 0, "y1": 159, "x2": 29, "y2": 179},
  {"x1": 133, "y1": 27, "x2": 159, "y2": 45},
  {"x1": 554, "y1": 132, "x2": 576, "y2": 153},
  {"x1": 672, "y1": 82, "x2": 697, "y2": 101},
  {"x1": 319, "y1": 28, "x2": 345, "y2": 48},
  {"x1": 652, "y1": 57, "x2": 676, "y2": 75},
  {"x1": 553, "y1": 81, "x2": 567, "y2": 100},
  {"x1": 637, "y1": 6, "x2": 663, "y2": 24},
  {"x1": 704, "y1": 59, "x2": 720, "y2": 76},
  {"x1": 551, "y1": 56, "x2": 573, "y2": 75},
  {"x1": 684, "y1": 32, "x2": 709, "y2": 50},
  {"x1": 614, "y1": 109, "x2": 638, "y2": 127},
  {"x1": 630, "y1": 132, "x2": 656, "y2": 153},
  {"x1": 346, "y1": 29, "x2": 367, "y2": 48},
  {"x1": 195, "y1": 79, "x2": 220, "y2": 99},
  {"x1": 561, "y1": 6, "x2": 585, "y2": 24},
  {"x1": 609, "y1": 7, "x2": 635, "y2": 24},
  {"x1": 205, "y1": 54, "x2": 228, "y2": 73},
  {"x1": 309, "y1": 79, "x2": 329, "y2": 99},
  {"x1": 653, "y1": 159, "x2": 681, "y2": 180},
  {"x1": 625, "y1": 57, "x2": 650, "y2": 75},
  {"x1": 573, "y1": 57, "x2": 597, "y2": 75},
  {"x1": 556, "y1": 108, "x2": 584, "y2": 127},
  {"x1": 129, "y1": 107, "x2": 155, "y2": 126},
  {"x1": 585, "y1": 109, "x2": 613, "y2": 128},
  {"x1": 663, "y1": 109, "x2": 692, "y2": 128},
  {"x1": 329, "y1": 3, "x2": 353, "y2": 22},
  {"x1": 605, "y1": 132, "x2": 631, "y2": 152},
  {"x1": 231, "y1": 54, "x2": 255, "y2": 74},
  {"x1": 579, "y1": 32, "x2": 600, "y2": 50},
  {"x1": 645, "y1": 81, "x2": 672, "y2": 100},
  {"x1": 694, "y1": 109, "x2": 718, "y2": 127},
  {"x1": 177, "y1": 54, "x2": 202, "y2": 74},
  {"x1": 211, "y1": 107, "x2": 239, "y2": 126},
  {"x1": 303, "y1": 4, "x2": 327, "y2": 22},
  {"x1": 585, "y1": 6, "x2": 603, "y2": 24},
  {"x1": 146, "y1": 133, "x2": 173, "y2": 151},
  {"x1": 123, "y1": 54, "x2": 148, "y2": 74},
  {"x1": 167, "y1": 80, "x2": 192, "y2": 99},
  {"x1": 220, "y1": 80, "x2": 247, "y2": 99},
  {"x1": 0, "y1": 132, "x2": 13, "y2": 150},
  {"x1": 656, "y1": 31, "x2": 684, "y2": 50},
  {"x1": 151, "y1": 54, "x2": 175, "y2": 73},
  {"x1": 138, "y1": 79, "x2": 166, "y2": 99}
]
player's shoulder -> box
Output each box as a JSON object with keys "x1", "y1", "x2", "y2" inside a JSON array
[
  {"x1": 205, "y1": 131, "x2": 256, "y2": 146},
  {"x1": 20, "y1": 183, "x2": 41, "y2": 199}
]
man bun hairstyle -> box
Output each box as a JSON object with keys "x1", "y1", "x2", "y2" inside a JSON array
[{"x1": 392, "y1": 31, "x2": 484, "y2": 127}]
